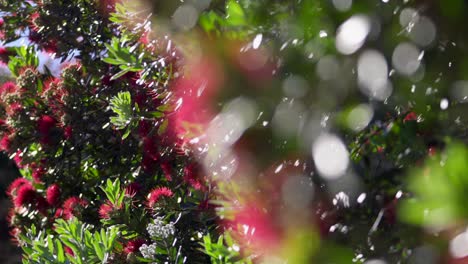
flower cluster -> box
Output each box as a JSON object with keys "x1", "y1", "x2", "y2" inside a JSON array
[
  {"x1": 147, "y1": 217, "x2": 176, "y2": 239},
  {"x1": 139, "y1": 243, "x2": 157, "y2": 259},
  {"x1": 0, "y1": 1, "x2": 215, "y2": 262}
]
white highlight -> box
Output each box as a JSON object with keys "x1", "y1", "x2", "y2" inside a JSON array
[
  {"x1": 252, "y1": 34, "x2": 263, "y2": 49},
  {"x1": 357, "y1": 50, "x2": 392, "y2": 100},
  {"x1": 392, "y1": 42, "x2": 421, "y2": 76},
  {"x1": 336, "y1": 15, "x2": 371, "y2": 55},
  {"x1": 347, "y1": 104, "x2": 374, "y2": 131},
  {"x1": 450, "y1": 229, "x2": 468, "y2": 259},
  {"x1": 312, "y1": 133, "x2": 349, "y2": 179}
]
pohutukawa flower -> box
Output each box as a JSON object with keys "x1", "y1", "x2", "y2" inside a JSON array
[
  {"x1": 403, "y1": 111, "x2": 418, "y2": 123},
  {"x1": 61, "y1": 196, "x2": 88, "y2": 219},
  {"x1": 146, "y1": 187, "x2": 173, "y2": 208},
  {"x1": 0, "y1": 134, "x2": 12, "y2": 152},
  {"x1": 37, "y1": 115, "x2": 57, "y2": 145},
  {"x1": 123, "y1": 239, "x2": 146, "y2": 255},
  {"x1": 28, "y1": 12, "x2": 41, "y2": 33},
  {"x1": 13, "y1": 150, "x2": 24, "y2": 168},
  {"x1": 54, "y1": 208, "x2": 71, "y2": 220},
  {"x1": 37, "y1": 115, "x2": 57, "y2": 135},
  {"x1": 9, "y1": 227, "x2": 21, "y2": 245},
  {"x1": 6, "y1": 178, "x2": 31, "y2": 198},
  {"x1": 46, "y1": 184, "x2": 61, "y2": 206},
  {"x1": 0, "y1": 46, "x2": 12, "y2": 64},
  {"x1": 183, "y1": 163, "x2": 204, "y2": 190},
  {"x1": 42, "y1": 39, "x2": 58, "y2": 54},
  {"x1": 63, "y1": 126, "x2": 72, "y2": 140},
  {"x1": 138, "y1": 120, "x2": 151, "y2": 137},
  {"x1": 7, "y1": 208, "x2": 17, "y2": 226},
  {"x1": 63, "y1": 196, "x2": 88, "y2": 210},
  {"x1": 0, "y1": 81, "x2": 18, "y2": 97},
  {"x1": 36, "y1": 195, "x2": 49, "y2": 213},
  {"x1": 98, "y1": 200, "x2": 119, "y2": 219},
  {"x1": 14, "y1": 184, "x2": 38, "y2": 207},
  {"x1": 161, "y1": 163, "x2": 172, "y2": 181},
  {"x1": 41, "y1": 77, "x2": 61, "y2": 99},
  {"x1": 32, "y1": 165, "x2": 46, "y2": 182},
  {"x1": 64, "y1": 246, "x2": 74, "y2": 256},
  {"x1": 125, "y1": 182, "x2": 142, "y2": 197}
]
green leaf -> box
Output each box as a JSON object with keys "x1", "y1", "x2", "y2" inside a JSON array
[
  {"x1": 158, "y1": 119, "x2": 169, "y2": 135},
  {"x1": 226, "y1": 0, "x2": 246, "y2": 26},
  {"x1": 149, "y1": 111, "x2": 164, "y2": 118},
  {"x1": 109, "y1": 91, "x2": 133, "y2": 130},
  {"x1": 110, "y1": 68, "x2": 130, "y2": 81}
]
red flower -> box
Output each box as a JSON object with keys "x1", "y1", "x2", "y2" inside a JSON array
[
  {"x1": 6, "y1": 178, "x2": 31, "y2": 198},
  {"x1": 184, "y1": 163, "x2": 204, "y2": 190},
  {"x1": 28, "y1": 12, "x2": 41, "y2": 33},
  {"x1": 42, "y1": 77, "x2": 61, "y2": 97},
  {"x1": 14, "y1": 185, "x2": 38, "y2": 207},
  {"x1": 6, "y1": 102, "x2": 22, "y2": 116},
  {"x1": 0, "y1": 46, "x2": 11, "y2": 64},
  {"x1": 403, "y1": 111, "x2": 418, "y2": 123},
  {"x1": 233, "y1": 205, "x2": 281, "y2": 250},
  {"x1": 0, "y1": 17, "x2": 4, "y2": 27},
  {"x1": 61, "y1": 196, "x2": 88, "y2": 219},
  {"x1": 125, "y1": 182, "x2": 142, "y2": 197},
  {"x1": 6, "y1": 208, "x2": 16, "y2": 225},
  {"x1": 42, "y1": 39, "x2": 57, "y2": 54},
  {"x1": 143, "y1": 136, "x2": 159, "y2": 160},
  {"x1": 46, "y1": 184, "x2": 61, "y2": 206},
  {"x1": 63, "y1": 196, "x2": 88, "y2": 211},
  {"x1": 98, "y1": 200, "x2": 120, "y2": 219},
  {"x1": 64, "y1": 126, "x2": 72, "y2": 140},
  {"x1": 161, "y1": 163, "x2": 172, "y2": 181},
  {"x1": 54, "y1": 208, "x2": 72, "y2": 220},
  {"x1": 64, "y1": 246, "x2": 74, "y2": 256},
  {"x1": 0, "y1": 81, "x2": 17, "y2": 96},
  {"x1": 9, "y1": 227, "x2": 21, "y2": 245},
  {"x1": 36, "y1": 196, "x2": 49, "y2": 213},
  {"x1": 13, "y1": 150, "x2": 23, "y2": 168},
  {"x1": 123, "y1": 239, "x2": 146, "y2": 255},
  {"x1": 138, "y1": 120, "x2": 151, "y2": 137},
  {"x1": 0, "y1": 134, "x2": 11, "y2": 152},
  {"x1": 37, "y1": 115, "x2": 57, "y2": 145},
  {"x1": 146, "y1": 187, "x2": 173, "y2": 208},
  {"x1": 32, "y1": 165, "x2": 46, "y2": 182},
  {"x1": 139, "y1": 31, "x2": 150, "y2": 45},
  {"x1": 37, "y1": 115, "x2": 57, "y2": 135},
  {"x1": 142, "y1": 155, "x2": 156, "y2": 173}
]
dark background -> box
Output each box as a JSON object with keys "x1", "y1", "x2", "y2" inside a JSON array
[{"x1": 0, "y1": 155, "x2": 21, "y2": 264}]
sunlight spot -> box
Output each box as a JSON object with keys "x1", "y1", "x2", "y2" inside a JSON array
[
  {"x1": 392, "y1": 42, "x2": 421, "y2": 76},
  {"x1": 450, "y1": 229, "x2": 468, "y2": 258},
  {"x1": 336, "y1": 15, "x2": 371, "y2": 55},
  {"x1": 312, "y1": 133, "x2": 349, "y2": 179},
  {"x1": 357, "y1": 50, "x2": 392, "y2": 100},
  {"x1": 440, "y1": 98, "x2": 449, "y2": 110},
  {"x1": 347, "y1": 104, "x2": 373, "y2": 131},
  {"x1": 332, "y1": 0, "x2": 352, "y2": 12},
  {"x1": 252, "y1": 34, "x2": 263, "y2": 49}
]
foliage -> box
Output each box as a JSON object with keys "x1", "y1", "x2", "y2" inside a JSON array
[
  {"x1": 2, "y1": 0, "x2": 468, "y2": 263},
  {"x1": 19, "y1": 218, "x2": 120, "y2": 264}
]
